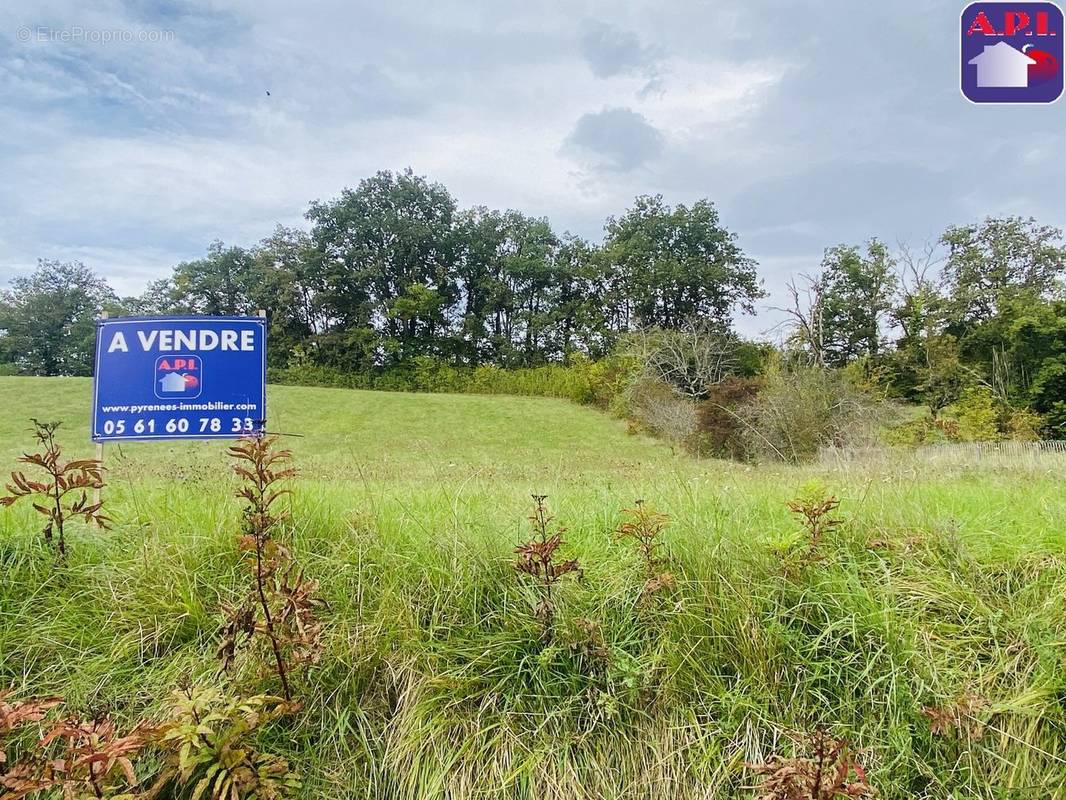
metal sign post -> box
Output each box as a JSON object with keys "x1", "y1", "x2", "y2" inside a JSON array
[{"x1": 93, "y1": 312, "x2": 108, "y2": 524}]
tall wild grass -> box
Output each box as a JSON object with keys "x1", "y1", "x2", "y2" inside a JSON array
[{"x1": 0, "y1": 379, "x2": 1064, "y2": 798}]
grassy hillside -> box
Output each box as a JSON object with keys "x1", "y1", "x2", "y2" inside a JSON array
[{"x1": 1, "y1": 377, "x2": 1065, "y2": 798}]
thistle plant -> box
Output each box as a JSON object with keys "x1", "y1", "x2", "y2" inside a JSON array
[{"x1": 0, "y1": 420, "x2": 108, "y2": 557}]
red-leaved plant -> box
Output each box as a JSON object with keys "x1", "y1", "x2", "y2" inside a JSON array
[
  {"x1": 514, "y1": 495, "x2": 580, "y2": 640},
  {"x1": 218, "y1": 436, "x2": 325, "y2": 702},
  {"x1": 1, "y1": 690, "x2": 155, "y2": 800},
  {"x1": 1, "y1": 689, "x2": 64, "y2": 800},
  {"x1": 747, "y1": 729, "x2": 876, "y2": 799},
  {"x1": 615, "y1": 500, "x2": 674, "y2": 596},
  {"x1": 0, "y1": 420, "x2": 109, "y2": 557},
  {"x1": 786, "y1": 492, "x2": 841, "y2": 551}
]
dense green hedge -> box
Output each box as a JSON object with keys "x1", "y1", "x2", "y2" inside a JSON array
[{"x1": 267, "y1": 354, "x2": 639, "y2": 411}]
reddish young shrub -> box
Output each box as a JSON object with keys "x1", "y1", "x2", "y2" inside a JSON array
[
  {"x1": 695, "y1": 376, "x2": 761, "y2": 459},
  {"x1": 0, "y1": 420, "x2": 109, "y2": 557},
  {"x1": 747, "y1": 729, "x2": 876, "y2": 799},
  {"x1": 615, "y1": 500, "x2": 673, "y2": 597},
  {"x1": 219, "y1": 436, "x2": 326, "y2": 702},
  {"x1": 514, "y1": 495, "x2": 580, "y2": 639}
]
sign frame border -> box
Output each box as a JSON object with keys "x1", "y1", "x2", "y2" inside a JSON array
[{"x1": 91, "y1": 314, "x2": 268, "y2": 443}]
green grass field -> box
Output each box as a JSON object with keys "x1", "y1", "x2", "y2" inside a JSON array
[{"x1": 1, "y1": 376, "x2": 1065, "y2": 798}]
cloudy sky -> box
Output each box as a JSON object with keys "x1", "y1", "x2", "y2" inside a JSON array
[{"x1": 2, "y1": 0, "x2": 1064, "y2": 335}]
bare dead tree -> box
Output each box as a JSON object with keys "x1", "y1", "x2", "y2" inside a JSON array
[
  {"x1": 627, "y1": 320, "x2": 736, "y2": 400},
  {"x1": 895, "y1": 240, "x2": 945, "y2": 302},
  {"x1": 770, "y1": 272, "x2": 826, "y2": 367}
]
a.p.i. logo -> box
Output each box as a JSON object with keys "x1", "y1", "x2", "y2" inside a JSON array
[
  {"x1": 154, "y1": 355, "x2": 202, "y2": 399},
  {"x1": 961, "y1": 2, "x2": 1064, "y2": 103}
]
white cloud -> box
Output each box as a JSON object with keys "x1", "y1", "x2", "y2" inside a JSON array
[{"x1": 0, "y1": 0, "x2": 1063, "y2": 328}]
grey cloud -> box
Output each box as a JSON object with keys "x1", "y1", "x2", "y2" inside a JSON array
[
  {"x1": 724, "y1": 161, "x2": 964, "y2": 254},
  {"x1": 578, "y1": 20, "x2": 658, "y2": 79},
  {"x1": 565, "y1": 107, "x2": 664, "y2": 172},
  {"x1": 3, "y1": 0, "x2": 1066, "y2": 333}
]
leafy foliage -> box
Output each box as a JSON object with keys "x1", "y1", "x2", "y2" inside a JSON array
[
  {"x1": 941, "y1": 216, "x2": 1066, "y2": 325},
  {"x1": 747, "y1": 730, "x2": 876, "y2": 800},
  {"x1": 951, "y1": 386, "x2": 1000, "y2": 442},
  {"x1": 921, "y1": 692, "x2": 987, "y2": 740},
  {"x1": 786, "y1": 488, "x2": 841, "y2": 550},
  {"x1": 0, "y1": 420, "x2": 108, "y2": 556},
  {"x1": 0, "y1": 692, "x2": 63, "y2": 743},
  {"x1": 695, "y1": 375, "x2": 762, "y2": 459},
  {"x1": 3, "y1": 174, "x2": 762, "y2": 377},
  {"x1": 0, "y1": 692, "x2": 155, "y2": 800},
  {"x1": 781, "y1": 241, "x2": 897, "y2": 369},
  {"x1": 819, "y1": 240, "x2": 898, "y2": 366},
  {"x1": 37, "y1": 716, "x2": 156, "y2": 799},
  {"x1": 603, "y1": 195, "x2": 763, "y2": 329},
  {"x1": 614, "y1": 500, "x2": 673, "y2": 596},
  {"x1": 219, "y1": 436, "x2": 325, "y2": 701},
  {"x1": 0, "y1": 690, "x2": 63, "y2": 797},
  {"x1": 513, "y1": 495, "x2": 580, "y2": 638},
  {"x1": 4, "y1": 176, "x2": 1065, "y2": 450},
  {"x1": 738, "y1": 366, "x2": 879, "y2": 463},
  {"x1": 0, "y1": 261, "x2": 116, "y2": 377},
  {"x1": 149, "y1": 686, "x2": 300, "y2": 800}
]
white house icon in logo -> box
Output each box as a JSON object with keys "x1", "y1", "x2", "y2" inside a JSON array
[
  {"x1": 159, "y1": 372, "x2": 188, "y2": 393},
  {"x1": 968, "y1": 41, "x2": 1037, "y2": 88}
]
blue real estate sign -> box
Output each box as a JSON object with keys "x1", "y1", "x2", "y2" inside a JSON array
[{"x1": 92, "y1": 316, "x2": 267, "y2": 442}]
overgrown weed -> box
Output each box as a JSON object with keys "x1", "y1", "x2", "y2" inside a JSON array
[
  {"x1": 513, "y1": 495, "x2": 580, "y2": 641},
  {"x1": 615, "y1": 499, "x2": 674, "y2": 598},
  {"x1": 0, "y1": 420, "x2": 108, "y2": 558},
  {"x1": 747, "y1": 728, "x2": 876, "y2": 799},
  {"x1": 218, "y1": 436, "x2": 326, "y2": 702}
]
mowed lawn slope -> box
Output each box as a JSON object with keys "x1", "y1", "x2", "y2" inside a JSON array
[{"x1": 1, "y1": 376, "x2": 1065, "y2": 799}]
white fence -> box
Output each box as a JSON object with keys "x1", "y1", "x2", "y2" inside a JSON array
[{"x1": 819, "y1": 440, "x2": 1066, "y2": 467}]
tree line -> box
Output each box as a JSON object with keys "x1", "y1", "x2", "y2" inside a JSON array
[
  {"x1": 117, "y1": 170, "x2": 761, "y2": 371},
  {"x1": 777, "y1": 217, "x2": 1066, "y2": 434},
  {"x1": 1, "y1": 168, "x2": 1064, "y2": 435}
]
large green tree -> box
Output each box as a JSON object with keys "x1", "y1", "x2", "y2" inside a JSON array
[
  {"x1": 820, "y1": 239, "x2": 898, "y2": 366},
  {"x1": 497, "y1": 212, "x2": 560, "y2": 366},
  {"x1": 453, "y1": 210, "x2": 602, "y2": 365},
  {"x1": 550, "y1": 234, "x2": 607, "y2": 359},
  {"x1": 307, "y1": 169, "x2": 458, "y2": 366},
  {"x1": 253, "y1": 226, "x2": 326, "y2": 366},
  {"x1": 454, "y1": 206, "x2": 508, "y2": 364},
  {"x1": 603, "y1": 195, "x2": 762, "y2": 331},
  {"x1": 171, "y1": 240, "x2": 261, "y2": 316},
  {"x1": 885, "y1": 220, "x2": 1066, "y2": 421},
  {"x1": 969, "y1": 292, "x2": 1066, "y2": 434},
  {"x1": 941, "y1": 216, "x2": 1066, "y2": 326},
  {"x1": 0, "y1": 260, "x2": 117, "y2": 376}
]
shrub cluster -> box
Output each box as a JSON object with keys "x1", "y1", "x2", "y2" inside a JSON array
[
  {"x1": 884, "y1": 385, "x2": 1051, "y2": 445},
  {"x1": 269, "y1": 352, "x2": 639, "y2": 410}
]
